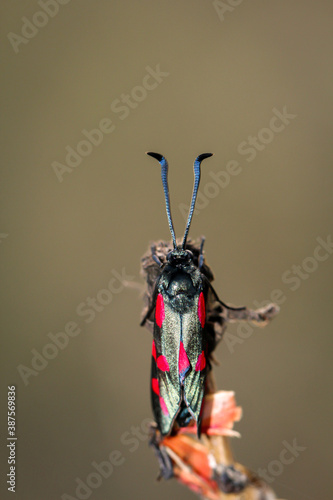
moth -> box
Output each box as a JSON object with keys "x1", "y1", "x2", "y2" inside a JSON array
[{"x1": 140, "y1": 153, "x2": 278, "y2": 438}]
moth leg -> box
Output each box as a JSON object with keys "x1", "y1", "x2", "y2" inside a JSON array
[
  {"x1": 151, "y1": 245, "x2": 163, "y2": 267},
  {"x1": 207, "y1": 282, "x2": 279, "y2": 325},
  {"x1": 207, "y1": 282, "x2": 246, "y2": 312},
  {"x1": 198, "y1": 236, "x2": 205, "y2": 269},
  {"x1": 140, "y1": 285, "x2": 158, "y2": 327},
  {"x1": 140, "y1": 302, "x2": 155, "y2": 326}
]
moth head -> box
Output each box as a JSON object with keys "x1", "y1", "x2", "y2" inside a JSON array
[{"x1": 166, "y1": 248, "x2": 193, "y2": 265}]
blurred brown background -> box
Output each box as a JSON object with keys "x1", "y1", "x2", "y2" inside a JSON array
[{"x1": 1, "y1": 1, "x2": 332, "y2": 499}]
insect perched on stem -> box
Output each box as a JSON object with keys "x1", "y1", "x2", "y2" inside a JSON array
[{"x1": 140, "y1": 153, "x2": 278, "y2": 438}]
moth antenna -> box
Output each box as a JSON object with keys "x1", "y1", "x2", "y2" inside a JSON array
[
  {"x1": 146, "y1": 152, "x2": 177, "y2": 249},
  {"x1": 182, "y1": 153, "x2": 213, "y2": 249}
]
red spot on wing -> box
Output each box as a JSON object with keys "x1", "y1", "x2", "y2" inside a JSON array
[
  {"x1": 198, "y1": 292, "x2": 206, "y2": 327},
  {"x1": 179, "y1": 341, "x2": 190, "y2": 381},
  {"x1": 152, "y1": 340, "x2": 156, "y2": 360},
  {"x1": 155, "y1": 293, "x2": 165, "y2": 328},
  {"x1": 159, "y1": 396, "x2": 169, "y2": 416},
  {"x1": 156, "y1": 355, "x2": 170, "y2": 371},
  {"x1": 152, "y1": 377, "x2": 159, "y2": 396},
  {"x1": 195, "y1": 351, "x2": 206, "y2": 371},
  {"x1": 152, "y1": 375, "x2": 169, "y2": 416}
]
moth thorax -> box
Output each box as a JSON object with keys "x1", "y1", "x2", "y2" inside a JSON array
[{"x1": 167, "y1": 272, "x2": 196, "y2": 297}]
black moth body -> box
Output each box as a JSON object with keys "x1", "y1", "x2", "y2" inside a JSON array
[
  {"x1": 150, "y1": 247, "x2": 208, "y2": 436},
  {"x1": 141, "y1": 239, "x2": 222, "y2": 437},
  {"x1": 140, "y1": 153, "x2": 256, "y2": 437},
  {"x1": 140, "y1": 154, "x2": 279, "y2": 437}
]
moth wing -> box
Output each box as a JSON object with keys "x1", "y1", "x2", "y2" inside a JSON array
[
  {"x1": 151, "y1": 290, "x2": 207, "y2": 435},
  {"x1": 182, "y1": 291, "x2": 207, "y2": 425},
  {"x1": 151, "y1": 294, "x2": 182, "y2": 436}
]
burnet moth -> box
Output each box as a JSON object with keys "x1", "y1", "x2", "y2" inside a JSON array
[
  {"x1": 140, "y1": 152, "x2": 263, "y2": 437},
  {"x1": 140, "y1": 154, "x2": 280, "y2": 490}
]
